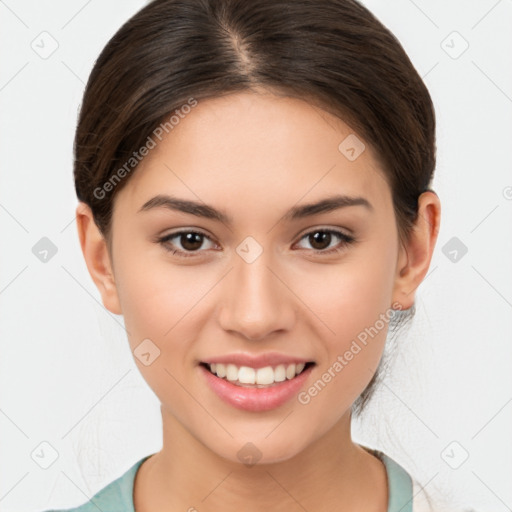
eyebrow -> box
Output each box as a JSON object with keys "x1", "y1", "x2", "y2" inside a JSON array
[{"x1": 138, "y1": 193, "x2": 373, "y2": 224}]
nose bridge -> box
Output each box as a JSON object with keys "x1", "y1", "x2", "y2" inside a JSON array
[{"x1": 217, "y1": 242, "x2": 294, "y2": 340}]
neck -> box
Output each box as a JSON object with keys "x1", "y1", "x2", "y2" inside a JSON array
[{"x1": 134, "y1": 407, "x2": 388, "y2": 512}]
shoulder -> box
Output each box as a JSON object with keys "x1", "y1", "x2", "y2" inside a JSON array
[
  {"x1": 40, "y1": 456, "x2": 151, "y2": 512},
  {"x1": 410, "y1": 479, "x2": 491, "y2": 512},
  {"x1": 362, "y1": 446, "x2": 414, "y2": 512},
  {"x1": 363, "y1": 447, "x2": 455, "y2": 512},
  {"x1": 411, "y1": 478, "x2": 439, "y2": 512}
]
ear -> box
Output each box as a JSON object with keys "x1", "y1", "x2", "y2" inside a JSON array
[
  {"x1": 75, "y1": 202, "x2": 122, "y2": 315},
  {"x1": 392, "y1": 191, "x2": 441, "y2": 310}
]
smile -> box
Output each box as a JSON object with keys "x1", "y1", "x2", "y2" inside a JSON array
[
  {"x1": 199, "y1": 358, "x2": 316, "y2": 412},
  {"x1": 202, "y1": 362, "x2": 314, "y2": 388}
]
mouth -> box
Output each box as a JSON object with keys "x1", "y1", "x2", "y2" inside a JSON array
[
  {"x1": 198, "y1": 353, "x2": 317, "y2": 411},
  {"x1": 199, "y1": 361, "x2": 316, "y2": 388}
]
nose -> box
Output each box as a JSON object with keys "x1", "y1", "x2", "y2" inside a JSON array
[{"x1": 217, "y1": 249, "x2": 296, "y2": 341}]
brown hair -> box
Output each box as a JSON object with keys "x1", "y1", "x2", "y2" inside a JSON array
[{"x1": 74, "y1": 0, "x2": 436, "y2": 414}]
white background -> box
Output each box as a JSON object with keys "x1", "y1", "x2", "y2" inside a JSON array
[{"x1": 0, "y1": 1, "x2": 511, "y2": 511}]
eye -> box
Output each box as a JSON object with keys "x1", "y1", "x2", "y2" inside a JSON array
[
  {"x1": 157, "y1": 227, "x2": 355, "y2": 259},
  {"x1": 157, "y1": 230, "x2": 218, "y2": 258},
  {"x1": 294, "y1": 228, "x2": 355, "y2": 255}
]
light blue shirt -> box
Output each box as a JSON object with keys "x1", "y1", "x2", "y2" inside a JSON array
[{"x1": 43, "y1": 449, "x2": 413, "y2": 512}]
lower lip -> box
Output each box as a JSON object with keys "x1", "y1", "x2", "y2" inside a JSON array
[{"x1": 200, "y1": 364, "x2": 314, "y2": 412}]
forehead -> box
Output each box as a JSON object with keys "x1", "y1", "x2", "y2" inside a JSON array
[{"x1": 115, "y1": 91, "x2": 390, "y2": 215}]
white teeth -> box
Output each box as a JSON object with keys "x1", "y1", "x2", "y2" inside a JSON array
[
  {"x1": 226, "y1": 364, "x2": 238, "y2": 381},
  {"x1": 256, "y1": 366, "x2": 274, "y2": 385},
  {"x1": 216, "y1": 363, "x2": 226, "y2": 378},
  {"x1": 207, "y1": 362, "x2": 310, "y2": 386},
  {"x1": 274, "y1": 364, "x2": 286, "y2": 382},
  {"x1": 238, "y1": 366, "x2": 256, "y2": 384}
]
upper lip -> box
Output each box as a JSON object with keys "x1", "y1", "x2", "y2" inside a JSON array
[{"x1": 201, "y1": 352, "x2": 314, "y2": 369}]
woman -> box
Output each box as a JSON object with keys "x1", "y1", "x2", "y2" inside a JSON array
[{"x1": 46, "y1": 0, "x2": 442, "y2": 510}]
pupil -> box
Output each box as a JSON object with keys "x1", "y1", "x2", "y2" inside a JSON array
[
  {"x1": 182, "y1": 233, "x2": 203, "y2": 251},
  {"x1": 310, "y1": 231, "x2": 331, "y2": 250}
]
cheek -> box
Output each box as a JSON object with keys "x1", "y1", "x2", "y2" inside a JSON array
[
  {"x1": 289, "y1": 285, "x2": 394, "y2": 451},
  {"x1": 291, "y1": 242, "x2": 397, "y2": 406},
  {"x1": 113, "y1": 249, "x2": 220, "y2": 398},
  {"x1": 295, "y1": 246, "x2": 396, "y2": 346},
  {"x1": 114, "y1": 244, "x2": 203, "y2": 340},
  {"x1": 113, "y1": 251, "x2": 199, "y2": 409}
]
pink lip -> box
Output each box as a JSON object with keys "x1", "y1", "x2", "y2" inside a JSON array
[
  {"x1": 201, "y1": 352, "x2": 313, "y2": 369},
  {"x1": 199, "y1": 363, "x2": 315, "y2": 412}
]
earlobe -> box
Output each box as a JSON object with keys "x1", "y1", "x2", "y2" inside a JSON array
[
  {"x1": 75, "y1": 202, "x2": 122, "y2": 315},
  {"x1": 392, "y1": 191, "x2": 441, "y2": 310}
]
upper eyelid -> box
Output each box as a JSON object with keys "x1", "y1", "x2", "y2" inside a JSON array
[
  {"x1": 160, "y1": 229, "x2": 219, "y2": 247},
  {"x1": 294, "y1": 225, "x2": 353, "y2": 240},
  {"x1": 293, "y1": 229, "x2": 353, "y2": 249}
]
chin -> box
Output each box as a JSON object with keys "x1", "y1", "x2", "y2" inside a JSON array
[{"x1": 213, "y1": 433, "x2": 308, "y2": 467}]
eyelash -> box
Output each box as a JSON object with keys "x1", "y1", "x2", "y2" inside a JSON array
[{"x1": 157, "y1": 228, "x2": 355, "y2": 258}]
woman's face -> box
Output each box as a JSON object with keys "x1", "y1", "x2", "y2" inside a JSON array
[{"x1": 108, "y1": 91, "x2": 406, "y2": 464}]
